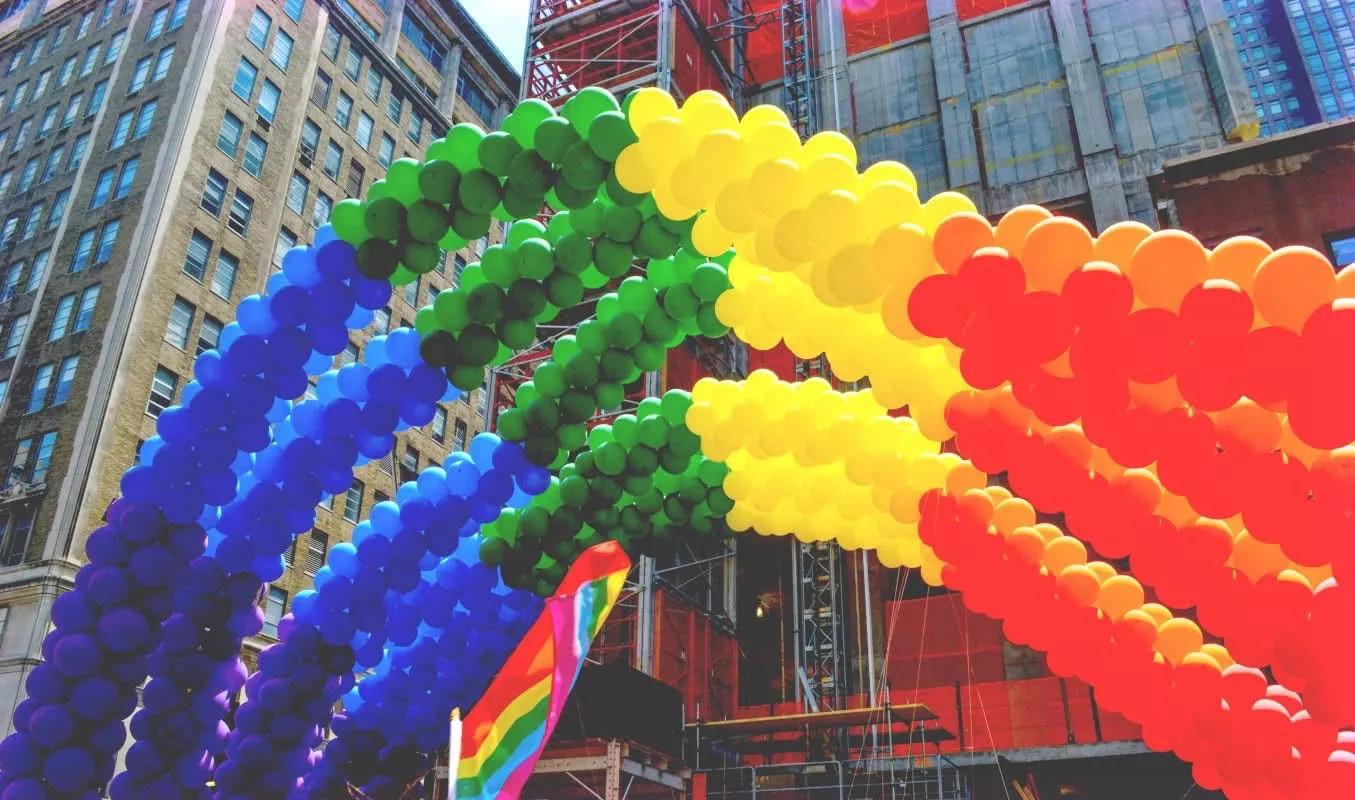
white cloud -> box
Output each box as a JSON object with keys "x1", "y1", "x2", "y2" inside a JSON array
[{"x1": 458, "y1": 0, "x2": 530, "y2": 72}]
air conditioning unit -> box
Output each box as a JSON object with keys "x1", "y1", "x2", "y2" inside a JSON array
[
  {"x1": 299, "y1": 153, "x2": 313, "y2": 167},
  {"x1": 255, "y1": 114, "x2": 272, "y2": 131}
]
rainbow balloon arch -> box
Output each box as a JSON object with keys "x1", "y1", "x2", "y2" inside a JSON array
[{"x1": 0, "y1": 84, "x2": 1352, "y2": 800}]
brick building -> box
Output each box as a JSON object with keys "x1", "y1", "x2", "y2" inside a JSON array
[
  {"x1": 0, "y1": 0, "x2": 517, "y2": 732},
  {"x1": 1153, "y1": 116, "x2": 1355, "y2": 269}
]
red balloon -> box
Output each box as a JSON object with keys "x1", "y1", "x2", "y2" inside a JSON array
[
  {"x1": 1061, "y1": 263, "x2": 1134, "y2": 327},
  {"x1": 1011, "y1": 367, "x2": 1084, "y2": 427},
  {"x1": 956, "y1": 251, "x2": 1026, "y2": 313},
  {"x1": 1188, "y1": 448, "x2": 1246, "y2": 520},
  {"x1": 1177, "y1": 338, "x2": 1247, "y2": 411},
  {"x1": 908, "y1": 273, "x2": 965, "y2": 340},
  {"x1": 1124, "y1": 308, "x2": 1187, "y2": 384},
  {"x1": 1101, "y1": 405, "x2": 1166, "y2": 469},
  {"x1": 1243, "y1": 325, "x2": 1303, "y2": 406},
  {"x1": 1011, "y1": 291, "x2": 1074, "y2": 365},
  {"x1": 1181, "y1": 280, "x2": 1255, "y2": 341}
]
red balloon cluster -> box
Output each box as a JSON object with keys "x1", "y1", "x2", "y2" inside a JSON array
[{"x1": 917, "y1": 490, "x2": 1355, "y2": 800}]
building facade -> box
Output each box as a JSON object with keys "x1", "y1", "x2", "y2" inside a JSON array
[
  {"x1": 1223, "y1": 0, "x2": 1355, "y2": 134},
  {"x1": 0, "y1": 0, "x2": 518, "y2": 734}
]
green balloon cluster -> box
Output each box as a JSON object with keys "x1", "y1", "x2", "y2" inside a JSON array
[{"x1": 479, "y1": 391, "x2": 735, "y2": 595}]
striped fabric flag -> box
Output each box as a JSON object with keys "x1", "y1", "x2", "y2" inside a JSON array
[{"x1": 452, "y1": 541, "x2": 631, "y2": 800}]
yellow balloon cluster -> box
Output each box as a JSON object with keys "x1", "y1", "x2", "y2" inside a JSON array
[
  {"x1": 686, "y1": 371, "x2": 978, "y2": 580},
  {"x1": 619, "y1": 88, "x2": 967, "y2": 432}
]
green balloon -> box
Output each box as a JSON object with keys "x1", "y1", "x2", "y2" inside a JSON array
[
  {"x1": 367, "y1": 179, "x2": 390, "y2": 202},
  {"x1": 561, "y1": 141, "x2": 607, "y2": 190},
  {"x1": 602, "y1": 204, "x2": 643, "y2": 242},
  {"x1": 405, "y1": 199, "x2": 450, "y2": 245},
  {"x1": 466, "y1": 283, "x2": 506, "y2": 324},
  {"x1": 587, "y1": 424, "x2": 613, "y2": 449},
  {"x1": 564, "y1": 86, "x2": 621, "y2": 138},
  {"x1": 634, "y1": 342, "x2": 665, "y2": 371},
  {"x1": 605, "y1": 313, "x2": 643, "y2": 349},
  {"x1": 355, "y1": 239, "x2": 400, "y2": 279},
  {"x1": 545, "y1": 211, "x2": 574, "y2": 242},
  {"x1": 509, "y1": 219, "x2": 548, "y2": 247},
  {"x1": 425, "y1": 137, "x2": 453, "y2": 163},
  {"x1": 707, "y1": 486, "x2": 734, "y2": 515},
  {"x1": 599, "y1": 349, "x2": 636, "y2": 383},
  {"x1": 402, "y1": 240, "x2": 441, "y2": 274},
  {"x1": 491, "y1": 201, "x2": 515, "y2": 223},
  {"x1": 696, "y1": 304, "x2": 730, "y2": 337},
  {"x1": 418, "y1": 160, "x2": 461, "y2": 205},
  {"x1": 691, "y1": 262, "x2": 731, "y2": 301},
  {"x1": 587, "y1": 110, "x2": 638, "y2": 162},
  {"x1": 511, "y1": 99, "x2": 555, "y2": 147},
  {"x1": 580, "y1": 265, "x2": 610, "y2": 290},
  {"x1": 458, "y1": 324, "x2": 499, "y2": 366},
  {"x1": 507, "y1": 150, "x2": 555, "y2": 195},
  {"x1": 563, "y1": 352, "x2": 599, "y2": 387},
  {"x1": 617, "y1": 277, "x2": 656, "y2": 315},
  {"x1": 497, "y1": 316, "x2": 536, "y2": 350},
  {"x1": 551, "y1": 335, "x2": 579, "y2": 364},
  {"x1": 551, "y1": 180, "x2": 597, "y2": 210},
  {"x1": 450, "y1": 208, "x2": 492, "y2": 240},
  {"x1": 480, "y1": 245, "x2": 519, "y2": 288},
  {"x1": 553, "y1": 233, "x2": 593, "y2": 275},
  {"x1": 434, "y1": 289, "x2": 470, "y2": 331},
  {"x1": 603, "y1": 169, "x2": 645, "y2": 208},
  {"x1": 414, "y1": 306, "x2": 438, "y2": 335},
  {"x1": 559, "y1": 473, "x2": 590, "y2": 508},
  {"x1": 697, "y1": 458, "x2": 729, "y2": 487},
  {"x1": 524, "y1": 438, "x2": 561, "y2": 468},
  {"x1": 594, "y1": 441, "x2": 627, "y2": 476},
  {"x1": 626, "y1": 446, "x2": 659, "y2": 476},
  {"x1": 445, "y1": 123, "x2": 486, "y2": 171},
  {"x1": 667, "y1": 426, "x2": 702, "y2": 459},
  {"x1": 662, "y1": 284, "x2": 699, "y2": 320},
  {"x1": 331, "y1": 199, "x2": 369, "y2": 245},
  {"x1": 516, "y1": 382, "x2": 540, "y2": 410},
  {"x1": 636, "y1": 416, "x2": 671, "y2": 449},
  {"x1": 645, "y1": 257, "x2": 676, "y2": 289},
  {"x1": 501, "y1": 188, "x2": 544, "y2": 221},
  {"x1": 458, "y1": 169, "x2": 502, "y2": 215},
  {"x1": 516, "y1": 238, "x2": 555, "y2": 280},
  {"x1": 575, "y1": 321, "x2": 607, "y2": 355},
  {"x1": 479, "y1": 131, "x2": 524, "y2": 178},
  {"x1": 611, "y1": 415, "x2": 638, "y2": 447},
  {"x1": 569, "y1": 201, "x2": 605, "y2": 238},
  {"x1": 660, "y1": 390, "x2": 692, "y2": 425},
  {"x1": 390, "y1": 265, "x2": 418, "y2": 286},
  {"x1": 459, "y1": 264, "x2": 487, "y2": 291},
  {"x1": 594, "y1": 294, "x2": 620, "y2": 322},
  {"x1": 534, "y1": 362, "x2": 567, "y2": 398},
  {"x1": 478, "y1": 537, "x2": 506, "y2": 568},
  {"x1": 595, "y1": 381, "x2": 625, "y2": 410},
  {"x1": 642, "y1": 307, "x2": 678, "y2": 344},
  {"x1": 635, "y1": 397, "x2": 663, "y2": 419},
  {"x1": 364, "y1": 197, "x2": 407, "y2": 241},
  {"x1": 387, "y1": 159, "x2": 424, "y2": 205},
  {"x1": 506, "y1": 279, "x2": 548, "y2": 319},
  {"x1": 438, "y1": 227, "x2": 469, "y2": 253},
  {"x1": 535, "y1": 116, "x2": 581, "y2": 163},
  {"x1": 594, "y1": 238, "x2": 634, "y2": 278},
  {"x1": 559, "y1": 391, "x2": 595, "y2": 426},
  {"x1": 546, "y1": 272, "x2": 585, "y2": 309}
]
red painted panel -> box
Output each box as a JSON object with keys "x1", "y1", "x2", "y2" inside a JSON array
[
  {"x1": 843, "y1": 0, "x2": 930, "y2": 55},
  {"x1": 955, "y1": 0, "x2": 1035, "y2": 21}
]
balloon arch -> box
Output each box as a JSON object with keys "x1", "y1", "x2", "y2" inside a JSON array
[{"x1": 0, "y1": 85, "x2": 1352, "y2": 800}]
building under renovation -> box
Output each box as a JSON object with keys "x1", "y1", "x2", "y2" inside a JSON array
[{"x1": 485, "y1": 1, "x2": 1261, "y2": 799}]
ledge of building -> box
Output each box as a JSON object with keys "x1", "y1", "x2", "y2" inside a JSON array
[{"x1": 1163, "y1": 117, "x2": 1355, "y2": 183}]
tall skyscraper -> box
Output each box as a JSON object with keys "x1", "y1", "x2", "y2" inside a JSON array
[
  {"x1": 0, "y1": 0, "x2": 517, "y2": 733},
  {"x1": 1224, "y1": 0, "x2": 1355, "y2": 134}
]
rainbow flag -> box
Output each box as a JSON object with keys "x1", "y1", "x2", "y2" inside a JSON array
[{"x1": 452, "y1": 541, "x2": 631, "y2": 800}]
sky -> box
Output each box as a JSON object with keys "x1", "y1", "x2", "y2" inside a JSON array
[{"x1": 460, "y1": 0, "x2": 531, "y2": 72}]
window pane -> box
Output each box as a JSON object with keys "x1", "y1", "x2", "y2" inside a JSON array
[
  {"x1": 184, "y1": 232, "x2": 212, "y2": 280},
  {"x1": 27, "y1": 364, "x2": 53, "y2": 413},
  {"x1": 257, "y1": 80, "x2": 280, "y2": 122},
  {"x1": 32, "y1": 432, "x2": 56, "y2": 484},
  {"x1": 274, "y1": 227, "x2": 297, "y2": 269},
  {"x1": 305, "y1": 530, "x2": 327, "y2": 575},
  {"x1": 53, "y1": 356, "x2": 78, "y2": 405},
  {"x1": 343, "y1": 480, "x2": 363, "y2": 522},
  {"x1": 218, "y1": 112, "x2": 243, "y2": 157},
  {"x1": 243, "y1": 134, "x2": 267, "y2": 177},
  {"x1": 3, "y1": 314, "x2": 28, "y2": 358},
  {"x1": 147, "y1": 366, "x2": 178, "y2": 416},
  {"x1": 212, "y1": 252, "x2": 239, "y2": 299},
  {"x1": 356, "y1": 112, "x2": 374, "y2": 149},
  {"x1": 228, "y1": 190, "x2": 253, "y2": 236},
  {"x1": 232, "y1": 58, "x2": 258, "y2": 101},
  {"x1": 74, "y1": 286, "x2": 98, "y2": 331},
  {"x1": 197, "y1": 316, "x2": 222, "y2": 356},
  {"x1": 95, "y1": 221, "x2": 120, "y2": 264},
  {"x1": 335, "y1": 92, "x2": 353, "y2": 128},
  {"x1": 287, "y1": 172, "x2": 309, "y2": 214},
  {"x1": 152, "y1": 44, "x2": 174, "y2": 81},
  {"x1": 166, "y1": 297, "x2": 194, "y2": 349},
  {"x1": 134, "y1": 100, "x2": 156, "y2": 138},
  {"x1": 114, "y1": 156, "x2": 138, "y2": 199},
  {"x1": 247, "y1": 7, "x2": 272, "y2": 50},
  {"x1": 263, "y1": 587, "x2": 287, "y2": 637},
  {"x1": 70, "y1": 229, "x2": 96, "y2": 272},
  {"x1": 271, "y1": 30, "x2": 294, "y2": 70},
  {"x1": 48, "y1": 296, "x2": 73, "y2": 341},
  {"x1": 202, "y1": 170, "x2": 227, "y2": 215}
]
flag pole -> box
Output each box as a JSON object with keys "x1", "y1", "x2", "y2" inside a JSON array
[{"x1": 447, "y1": 708, "x2": 462, "y2": 800}]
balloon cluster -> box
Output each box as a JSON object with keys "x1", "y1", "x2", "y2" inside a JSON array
[{"x1": 483, "y1": 390, "x2": 732, "y2": 592}]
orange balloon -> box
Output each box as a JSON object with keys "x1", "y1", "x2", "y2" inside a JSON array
[
  {"x1": 946, "y1": 461, "x2": 988, "y2": 496},
  {"x1": 932, "y1": 212, "x2": 995, "y2": 274},
  {"x1": 1253, "y1": 246, "x2": 1337, "y2": 331},
  {"x1": 955, "y1": 487, "x2": 996, "y2": 525},
  {"x1": 1141, "y1": 603, "x2": 1173, "y2": 626},
  {"x1": 1280, "y1": 416, "x2": 1324, "y2": 467},
  {"x1": 1093, "y1": 221, "x2": 1153, "y2": 270},
  {"x1": 1232, "y1": 531, "x2": 1289, "y2": 581},
  {"x1": 1156, "y1": 617, "x2": 1204, "y2": 665},
  {"x1": 1032, "y1": 522, "x2": 1063, "y2": 543},
  {"x1": 1215, "y1": 399, "x2": 1283, "y2": 454},
  {"x1": 1086, "y1": 561, "x2": 1117, "y2": 582},
  {"x1": 1056, "y1": 564, "x2": 1103, "y2": 607},
  {"x1": 1044, "y1": 536, "x2": 1088, "y2": 573},
  {"x1": 1128, "y1": 376, "x2": 1184, "y2": 412},
  {"x1": 1023, "y1": 216, "x2": 1095, "y2": 293},
  {"x1": 1130, "y1": 230, "x2": 1209, "y2": 311},
  {"x1": 1006, "y1": 527, "x2": 1048, "y2": 566},
  {"x1": 1046, "y1": 425, "x2": 1093, "y2": 467},
  {"x1": 984, "y1": 485, "x2": 1014, "y2": 504},
  {"x1": 1207, "y1": 235, "x2": 1272, "y2": 293},
  {"x1": 880, "y1": 282, "x2": 925, "y2": 341},
  {"x1": 994, "y1": 205, "x2": 1053, "y2": 260},
  {"x1": 1337, "y1": 264, "x2": 1355, "y2": 298},
  {"x1": 1112, "y1": 468, "x2": 1164, "y2": 515},
  {"x1": 1201, "y1": 643, "x2": 1235, "y2": 669},
  {"x1": 993, "y1": 497, "x2": 1036, "y2": 534},
  {"x1": 1115, "y1": 609, "x2": 1160, "y2": 649},
  {"x1": 1098, "y1": 575, "x2": 1146, "y2": 621}
]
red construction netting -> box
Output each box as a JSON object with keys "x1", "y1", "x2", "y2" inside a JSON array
[
  {"x1": 842, "y1": 0, "x2": 929, "y2": 55},
  {"x1": 956, "y1": 0, "x2": 1032, "y2": 20},
  {"x1": 743, "y1": 0, "x2": 785, "y2": 86},
  {"x1": 673, "y1": 1, "x2": 730, "y2": 98}
]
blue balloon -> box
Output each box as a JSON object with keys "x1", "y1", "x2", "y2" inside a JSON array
[
  {"x1": 310, "y1": 322, "x2": 349, "y2": 356},
  {"x1": 303, "y1": 348, "x2": 333, "y2": 376},
  {"x1": 328, "y1": 542, "x2": 360, "y2": 578},
  {"x1": 266, "y1": 269, "x2": 291, "y2": 297},
  {"x1": 27, "y1": 704, "x2": 75, "y2": 748},
  {"x1": 315, "y1": 238, "x2": 355, "y2": 280},
  {"x1": 395, "y1": 482, "x2": 420, "y2": 506},
  {"x1": 468, "y1": 433, "x2": 503, "y2": 467},
  {"x1": 352, "y1": 274, "x2": 393, "y2": 311},
  {"x1": 270, "y1": 285, "x2": 313, "y2": 327},
  {"x1": 386, "y1": 328, "x2": 422, "y2": 369},
  {"x1": 364, "y1": 336, "x2": 389, "y2": 368},
  {"x1": 269, "y1": 326, "x2": 314, "y2": 369},
  {"x1": 369, "y1": 501, "x2": 401, "y2": 538},
  {"x1": 52, "y1": 633, "x2": 101, "y2": 678},
  {"x1": 337, "y1": 363, "x2": 372, "y2": 400},
  {"x1": 345, "y1": 304, "x2": 376, "y2": 330},
  {"x1": 237, "y1": 295, "x2": 277, "y2": 337},
  {"x1": 290, "y1": 592, "x2": 319, "y2": 624},
  {"x1": 444, "y1": 458, "x2": 480, "y2": 497},
  {"x1": 314, "y1": 225, "x2": 339, "y2": 248},
  {"x1": 282, "y1": 246, "x2": 320, "y2": 287},
  {"x1": 310, "y1": 280, "x2": 356, "y2": 324}
]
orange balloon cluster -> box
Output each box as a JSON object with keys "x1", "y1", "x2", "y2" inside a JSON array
[{"x1": 917, "y1": 488, "x2": 1355, "y2": 800}]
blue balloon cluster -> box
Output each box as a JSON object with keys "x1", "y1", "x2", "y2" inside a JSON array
[
  {"x1": 230, "y1": 436, "x2": 547, "y2": 797},
  {"x1": 0, "y1": 500, "x2": 184, "y2": 800}
]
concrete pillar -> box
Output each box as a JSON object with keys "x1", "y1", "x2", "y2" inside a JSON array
[
  {"x1": 436, "y1": 43, "x2": 463, "y2": 120},
  {"x1": 378, "y1": 0, "x2": 406, "y2": 57},
  {"x1": 1187, "y1": 0, "x2": 1260, "y2": 142},
  {"x1": 815, "y1": 0, "x2": 853, "y2": 134},
  {"x1": 926, "y1": 0, "x2": 983, "y2": 205},
  {"x1": 1049, "y1": 0, "x2": 1129, "y2": 231},
  {"x1": 21, "y1": 0, "x2": 45, "y2": 27}
]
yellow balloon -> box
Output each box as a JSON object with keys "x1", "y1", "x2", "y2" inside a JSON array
[
  {"x1": 638, "y1": 116, "x2": 691, "y2": 170},
  {"x1": 861, "y1": 181, "x2": 922, "y2": 233},
  {"x1": 682, "y1": 98, "x2": 740, "y2": 138},
  {"x1": 613, "y1": 145, "x2": 655, "y2": 193},
  {"x1": 804, "y1": 153, "x2": 858, "y2": 195},
  {"x1": 919, "y1": 191, "x2": 979, "y2": 235},
  {"x1": 802, "y1": 130, "x2": 857, "y2": 167},
  {"x1": 872, "y1": 223, "x2": 936, "y2": 287},
  {"x1": 806, "y1": 190, "x2": 861, "y2": 247},
  {"x1": 627, "y1": 88, "x2": 679, "y2": 134},
  {"x1": 740, "y1": 104, "x2": 791, "y2": 131},
  {"x1": 861, "y1": 160, "x2": 919, "y2": 194},
  {"x1": 749, "y1": 159, "x2": 806, "y2": 218},
  {"x1": 695, "y1": 130, "x2": 748, "y2": 179},
  {"x1": 746, "y1": 121, "x2": 801, "y2": 164},
  {"x1": 714, "y1": 181, "x2": 761, "y2": 234},
  {"x1": 670, "y1": 158, "x2": 714, "y2": 209},
  {"x1": 822, "y1": 242, "x2": 887, "y2": 306},
  {"x1": 651, "y1": 181, "x2": 699, "y2": 223},
  {"x1": 691, "y1": 213, "x2": 735, "y2": 258}
]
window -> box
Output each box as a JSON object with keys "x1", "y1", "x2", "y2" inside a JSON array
[
  {"x1": 78, "y1": 11, "x2": 94, "y2": 38},
  {"x1": 134, "y1": 100, "x2": 156, "y2": 139},
  {"x1": 70, "y1": 228, "x2": 97, "y2": 272},
  {"x1": 129, "y1": 55, "x2": 152, "y2": 94},
  {"x1": 386, "y1": 93, "x2": 403, "y2": 124},
  {"x1": 197, "y1": 315, "x2": 222, "y2": 356},
  {"x1": 457, "y1": 75, "x2": 495, "y2": 122},
  {"x1": 401, "y1": 12, "x2": 447, "y2": 70},
  {"x1": 0, "y1": 171, "x2": 10, "y2": 195},
  {"x1": 68, "y1": 134, "x2": 88, "y2": 171},
  {"x1": 343, "y1": 480, "x2": 363, "y2": 522},
  {"x1": 243, "y1": 134, "x2": 267, "y2": 178},
  {"x1": 80, "y1": 45, "x2": 99, "y2": 77},
  {"x1": 273, "y1": 227, "x2": 297, "y2": 269},
  {"x1": 431, "y1": 407, "x2": 447, "y2": 442},
  {"x1": 217, "y1": 112, "x2": 243, "y2": 156},
  {"x1": 12, "y1": 119, "x2": 29, "y2": 150},
  {"x1": 1329, "y1": 231, "x2": 1355, "y2": 270},
  {"x1": 202, "y1": 170, "x2": 227, "y2": 216},
  {"x1": 232, "y1": 58, "x2": 258, "y2": 101},
  {"x1": 147, "y1": 366, "x2": 178, "y2": 416},
  {"x1": 312, "y1": 192, "x2": 332, "y2": 227},
  {"x1": 400, "y1": 446, "x2": 419, "y2": 482},
  {"x1": 212, "y1": 251, "x2": 238, "y2": 299},
  {"x1": 20, "y1": 203, "x2": 42, "y2": 241},
  {"x1": 311, "y1": 69, "x2": 332, "y2": 108},
  {"x1": 59, "y1": 56, "x2": 76, "y2": 87},
  {"x1": 3, "y1": 314, "x2": 28, "y2": 358},
  {"x1": 183, "y1": 232, "x2": 211, "y2": 280},
  {"x1": 345, "y1": 160, "x2": 365, "y2": 198},
  {"x1": 7, "y1": 83, "x2": 25, "y2": 114},
  {"x1": 271, "y1": 29, "x2": 294, "y2": 70},
  {"x1": 53, "y1": 356, "x2": 78, "y2": 405},
  {"x1": 373, "y1": 306, "x2": 390, "y2": 335},
  {"x1": 1, "y1": 264, "x2": 19, "y2": 301},
  {"x1": 166, "y1": 297, "x2": 194, "y2": 349},
  {"x1": 74, "y1": 285, "x2": 98, "y2": 331},
  {"x1": 335, "y1": 92, "x2": 353, "y2": 128},
  {"x1": 227, "y1": 190, "x2": 253, "y2": 236},
  {"x1": 262, "y1": 586, "x2": 287, "y2": 637},
  {"x1": 364, "y1": 68, "x2": 381, "y2": 101},
  {"x1": 47, "y1": 192, "x2": 68, "y2": 230},
  {"x1": 94, "y1": 221, "x2": 118, "y2": 265},
  {"x1": 49, "y1": 295, "x2": 74, "y2": 341},
  {"x1": 114, "y1": 156, "x2": 138, "y2": 199},
  {"x1": 33, "y1": 69, "x2": 51, "y2": 101},
  {"x1": 87, "y1": 79, "x2": 108, "y2": 117},
  {"x1": 152, "y1": 44, "x2": 174, "y2": 82},
  {"x1": 99, "y1": 2, "x2": 114, "y2": 26},
  {"x1": 27, "y1": 364, "x2": 54, "y2": 413},
  {"x1": 407, "y1": 112, "x2": 424, "y2": 144},
  {"x1": 247, "y1": 7, "x2": 272, "y2": 50},
  {"x1": 403, "y1": 277, "x2": 418, "y2": 307},
  {"x1": 323, "y1": 140, "x2": 343, "y2": 180},
  {"x1": 0, "y1": 129, "x2": 7, "y2": 153},
  {"x1": 38, "y1": 106, "x2": 58, "y2": 137},
  {"x1": 62, "y1": 93, "x2": 84, "y2": 129},
  {"x1": 378, "y1": 134, "x2": 395, "y2": 167},
  {"x1": 147, "y1": 6, "x2": 168, "y2": 40},
  {"x1": 355, "y1": 112, "x2": 374, "y2": 149},
  {"x1": 31, "y1": 432, "x2": 56, "y2": 484},
  {"x1": 343, "y1": 49, "x2": 361, "y2": 82},
  {"x1": 285, "y1": 0, "x2": 304, "y2": 23},
  {"x1": 1, "y1": 214, "x2": 17, "y2": 247},
  {"x1": 287, "y1": 172, "x2": 309, "y2": 215},
  {"x1": 453, "y1": 419, "x2": 467, "y2": 451},
  {"x1": 300, "y1": 117, "x2": 320, "y2": 159},
  {"x1": 305, "y1": 530, "x2": 327, "y2": 575},
  {"x1": 322, "y1": 25, "x2": 341, "y2": 61},
  {"x1": 16, "y1": 248, "x2": 40, "y2": 289},
  {"x1": 257, "y1": 80, "x2": 280, "y2": 122},
  {"x1": 40, "y1": 147, "x2": 63, "y2": 184},
  {"x1": 170, "y1": 0, "x2": 189, "y2": 30}
]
